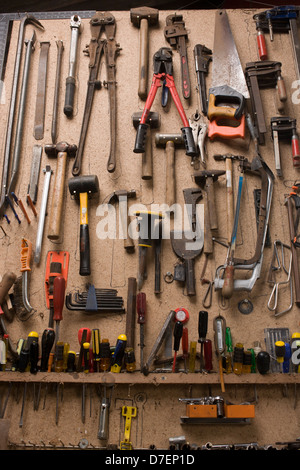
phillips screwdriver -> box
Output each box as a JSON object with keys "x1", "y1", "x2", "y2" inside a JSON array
[
  {"x1": 172, "y1": 321, "x2": 183, "y2": 372},
  {"x1": 213, "y1": 315, "x2": 226, "y2": 392},
  {"x1": 182, "y1": 327, "x2": 188, "y2": 373},
  {"x1": 40, "y1": 328, "x2": 55, "y2": 372},
  {"x1": 53, "y1": 276, "x2": 66, "y2": 342},
  {"x1": 198, "y1": 310, "x2": 208, "y2": 371},
  {"x1": 137, "y1": 292, "x2": 146, "y2": 369}
]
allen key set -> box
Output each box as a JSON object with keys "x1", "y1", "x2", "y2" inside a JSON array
[{"x1": 0, "y1": 6, "x2": 299, "y2": 452}]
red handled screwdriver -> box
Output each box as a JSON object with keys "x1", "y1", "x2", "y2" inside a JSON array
[{"x1": 53, "y1": 276, "x2": 66, "y2": 342}]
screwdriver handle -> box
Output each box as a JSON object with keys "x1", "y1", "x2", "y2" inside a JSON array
[
  {"x1": 198, "y1": 310, "x2": 208, "y2": 342},
  {"x1": 173, "y1": 321, "x2": 183, "y2": 352},
  {"x1": 204, "y1": 339, "x2": 213, "y2": 371},
  {"x1": 83, "y1": 342, "x2": 90, "y2": 373},
  {"x1": 257, "y1": 29, "x2": 267, "y2": 60},
  {"x1": 30, "y1": 340, "x2": 39, "y2": 374},
  {"x1": 92, "y1": 328, "x2": 101, "y2": 361},
  {"x1": 182, "y1": 327, "x2": 188, "y2": 355},
  {"x1": 40, "y1": 328, "x2": 55, "y2": 371},
  {"x1": 53, "y1": 276, "x2": 66, "y2": 322},
  {"x1": 137, "y1": 292, "x2": 146, "y2": 324}
]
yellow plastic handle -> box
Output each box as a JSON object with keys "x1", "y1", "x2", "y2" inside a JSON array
[{"x1": 207, "y1": 94, "x2": 237, "y2": 121}]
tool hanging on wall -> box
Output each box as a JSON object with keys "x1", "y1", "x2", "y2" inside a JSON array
[
  {"x1": 164, "y1": 13, "x2": 191, "y2": 100},
  {"x1": 193, "y1": 44, "x2": 212, "y2": 116},
  {"x1": 6, "y1": 30, "x2": 36, "y2": 200},
  {"x1": 68, "y1": 175, "x2": 99, "y2": 276},
  {"x1": 27, "y1": 145, "x2": 42, "y2": 206},
  {"x1": 51, "y1": 40, "x2": 64, "y2": 144},
  {"x1": 72, "y1": 11, "x2": 121, "y2": 175},
  {"x1": 133, "y1": 47, "x2": 197, "y2": 159},
  {"x1": 65, "y1": 286, "x2": 125, "y2": 313},
  {"x1": 267, "y1": 240, "x2": 293, "y2": 317},
  {"x1": 19, "y1": 238, "x2": 34, "y2": 315},
  {"x1": 207, "y1": 10, "x2": 249, "y2": 140},
  {"x1": 270, "y1": 117, "x2": 300, "y2": 175},
  {"x1": 134, "y1": 210, "x2": 164, "y2": 291},
  {"x1": 285, "y1": 184, "x2": 300, "y2": 307},
  {"x1": 130, "y1": 7, "x2": 159, "y2": 100},
  {"x1": 132, "y1": 111, "x2": 160, "y2": 181},
  {"x1": 34, "y1": 165, "x2": 52, "y2": 264},
  {"x1": 245, "y1": 61, "x2": 287, "y2": 145},
  {"x1": 189, "y1": 112, "x2": 208, "y2": 169},
  {"x1": 214, "y1": 157, "x2": 274, "y2": 296},
  {"x1": 0, "y1": 13, "x2": 44, "y2": 218},
  {"x1": 106, "y1": 189, "x2": 136, "y2": 253},
  {"x1": 120, "y1": 405, "x2": 137, "y2": 450},
  {"x1": 64, "y1": 14, "x2": 82, "y2": 117},
  {"x1": 45, "y1": 142, "x2": 77, "y2": 241},
  {"x1": 253, "y1": 6, "x2": 300, "y2": 81},
  {"x1": 34, "y1": 41, "x2": 50, "y2": 140},
  {"x1": 44, "y1": 251, "x2": 70, "y2": 328}
]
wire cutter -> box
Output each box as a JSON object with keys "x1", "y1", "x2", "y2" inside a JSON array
[{"x1": 133, "y1": 47, "x2": 197, "y2": 158}]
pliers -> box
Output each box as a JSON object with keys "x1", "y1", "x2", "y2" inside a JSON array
[
  {"x1": 189, "y1": 111, "x2": 208, "y2": 168},
  {"x1": 133, "y1": 47, "x2": 197, "y2": 158}
]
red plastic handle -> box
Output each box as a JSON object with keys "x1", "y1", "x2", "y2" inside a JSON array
[
  {"x1": 53, "y1": 276, "x2": 66, "y2": 322},
  {"x1": 292, "y1": 134, "x2": 300, "y2": 168},
  {"x1": 257, "y1": 31, "x2": 267, "y2": 60},
  {"x1": 208, "y1": 114, "x2": 245, "y2": 140}
]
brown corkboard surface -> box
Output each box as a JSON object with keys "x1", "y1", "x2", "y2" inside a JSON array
[{"x1": 0, "y1": 8, "x2": 299, "y2": 450}]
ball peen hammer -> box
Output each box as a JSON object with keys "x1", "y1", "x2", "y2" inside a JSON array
[
  {"x1": 45, "y1": 141, "x2": 77, "y2": 241},
  {"x1": 68, "y1": 175, "x2": 99, "y2": 276},
  {"x1": 130, "y1": 7, "x2": 159, "y2": 100}
]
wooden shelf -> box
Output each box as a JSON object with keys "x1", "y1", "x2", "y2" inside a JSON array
[{"x1": 0, "y1": 371, "x2": 299, "y2": 385}]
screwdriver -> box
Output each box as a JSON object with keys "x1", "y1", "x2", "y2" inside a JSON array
[
  {"x1": 172, "y1": 321, "x2": 183, "y2": 373},
  {"x1": 111, "y1": 334, "x2": 127, "y2": 373},
  {"x1": 137, "y1": 292, "x2": 146, "y2": 369},
  {"x1": 99, "y1": 339, "x2": 111, "y2": 371},
  {"x1": 29, "y1": 334, "x2": 39, "y2": 374},
  {"x1": 225, "y1": 327, "x2": 233, "y2": 372},
  {"x1": 213, "y1": 315, "x2": 226, "y2": 392},
  {"x1": 92, "y1": 328, "x2": 101, "y2": 371},
  {"x1": 182, "y1": 327, "x2": 188, "y2": 373},
  {"x1": 77, "y1": 327, "x2": 91, "y2": 371},
  {"x1": 198, "y1": 310, "x2": 208, "y2": 371},
  {"x1": 125, "y1": 347, "x2": 136, "y2": 372},
  {"x1": 53, "y1": 276, "x2": 66, "y2": 342},
  {"x1": 189, "y1": 341, "x2": 197, "y2": 373},
  {"x1": 204, "y1": 339, "x2": 213, "y2": 371},
  {"x1": 83, "y1": 342, "x2": 90, "y2": 373},
  {"x1": 233, "y1": 343, "x2": 244, "y2": 375},
  {"x1": 40, "y1": 328, "x2": 55, "y2": 372}
]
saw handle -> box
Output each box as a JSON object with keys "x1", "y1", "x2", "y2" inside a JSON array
[
  {"x1": 207, "y1": 85, "x2": 245, "y2": 121},
  {"x1": 222, "y1": 263, "x2": 234, "y2": 299},
  {"x1": 208, "y1": 114, "x2": 245, "y2": 140}
]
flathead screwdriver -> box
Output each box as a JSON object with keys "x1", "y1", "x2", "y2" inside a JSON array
[{"x1": 182, "y1": 327, "x2": 188, "y2": 373}]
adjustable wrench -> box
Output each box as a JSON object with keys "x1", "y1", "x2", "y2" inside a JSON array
[{"x1": 189, "y1": 112, "x2": 208, "y2": 168}]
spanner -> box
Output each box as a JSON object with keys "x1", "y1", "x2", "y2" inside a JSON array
[
  {"x1": 189, "y1": 112, "x2": 208, "y2": 168},
  {"x1": 64, "y1": 15, "x2": 82, "y2": 117}
]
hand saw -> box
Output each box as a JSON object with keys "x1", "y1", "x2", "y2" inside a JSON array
[{"x1": 207, "y1": 10, "x2": 249, "y2": 139}]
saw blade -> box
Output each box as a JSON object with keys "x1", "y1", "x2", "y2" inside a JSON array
[{"x1": 211, "y1": 10, "x2": 249, "y2": 99}]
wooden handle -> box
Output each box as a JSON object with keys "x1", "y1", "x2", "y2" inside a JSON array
[
  {"x1": 126, "y1": 277, "x2": 137, "y2": 348},
  {"x1": 206, "y1": 176, "x2": 218, "y2": 232},
  {"x1": 185, "y1": 259, "x2": 196, "y2": 296},
  {"x1": 222, "y1": 264, "x2": 234, "y2": 299},
  {"x1": 142, "y1": 128, "x2": 153, "y2": 180},
  {"x1": 203, "y1": 191, "x2": 213, "y2": 255},
  {"x1": 165, "y1": 141, "x2": 176, "y2": 207},
  {"x1": 138, "y1": 18, "x2": 149, "y2": 100},
  {"x1": 47, "y1": 152, "x2": 67, "y2": 240},
  {"x1": 0, "y1": 272, "x2": 17, "y2": 305}
]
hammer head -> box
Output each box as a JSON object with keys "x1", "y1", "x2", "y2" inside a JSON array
[
  {"x1": 107, "y1": 189, "x2": 136, "y2": 205},
  {"x1": 132, "y1": 111, "x2": 160, "y2": 130},
  {"x1": 193, "y1": 169, "x2": 225, "y2": 185},
  {"x1": 45, "y1": 141, "x2": 77, "y2": 158},
  {"x1": 130, "y1": 7, "x2": 159, "y2": 27},
  {"x1": 68, "y1": 175, "x2": 99, "y2": 199},
  {"x1": 155, "y1": 133, "x2": 184, "y2": 147}
]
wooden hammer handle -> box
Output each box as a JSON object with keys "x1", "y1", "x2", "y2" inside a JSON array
[
  {"x1": 138, "y1": 18, "x2": 149, "y2": 100},
  {"x1": 142, "y1": 128, "x2": 153, "y2": 180},
  {"x1": 165, "y1": 141, "x2": 176, "y2": 207},
  {"x1": 47, "y1": 151, "x2": 67, "y2": 240}
]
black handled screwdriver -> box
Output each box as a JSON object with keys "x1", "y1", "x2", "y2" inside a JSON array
[
  {"x1": 198, "y1": 310, "x2": 208, "y2": 371},
  {"x1": 172, "y1": 321, "x2": 183, "y2": 372},
  {"x1": 40, "y1": 328, "x2": 55, "y2": 372}
]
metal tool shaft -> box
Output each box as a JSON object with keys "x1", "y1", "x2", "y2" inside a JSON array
[
  {"x1": 34, "y1": 166, "x2": 52, "y2": 264},
  {"x1": 64, "y1": 15, "x2": 81, "y2": 117}
]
